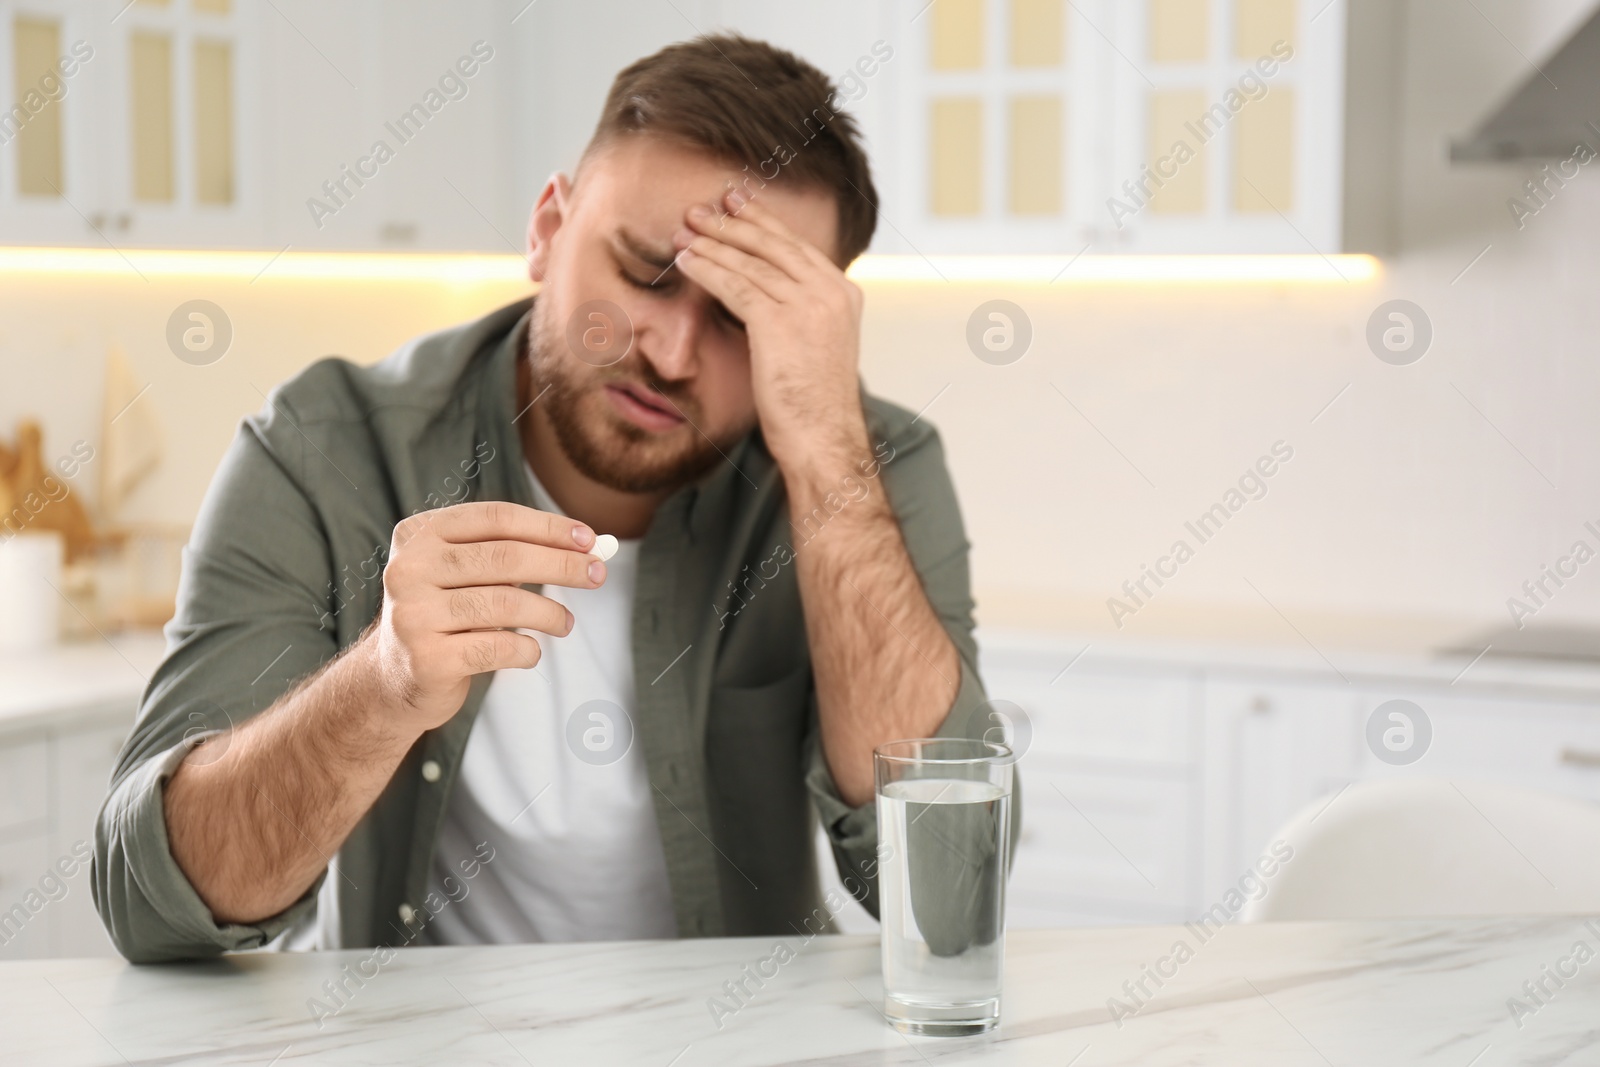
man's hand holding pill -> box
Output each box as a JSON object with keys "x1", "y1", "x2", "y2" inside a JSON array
[
  {"x1": 365, "y1": 502, "x2": 621, "y2": 738},
  {"x1": 166, "y1": 500, "x2": 616, "y2": 922}
]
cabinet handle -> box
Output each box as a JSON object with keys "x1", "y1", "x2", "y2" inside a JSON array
[{"x1": 1560, "y1": 747, "x2": 1600, "y2": 769}]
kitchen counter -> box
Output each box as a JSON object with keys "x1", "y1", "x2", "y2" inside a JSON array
[
  {"x1": 7, "y1": 917, "x2": 1595, "y2": 1065},
  {"x1": 8, "y1": 626, "x2": 1599, "y2": 736},
  {"x1": 0, "y1": 632, "x2": 164, "y2": 732},
  {"x1": 980, "y1": 624, "x2": 1600, "y2": 700}
]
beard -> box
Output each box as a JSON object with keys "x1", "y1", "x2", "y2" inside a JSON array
[{"x1": 525, "y1": 298, "x2": 750, "y2": 494}]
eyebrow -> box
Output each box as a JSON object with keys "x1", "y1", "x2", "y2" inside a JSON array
[{"x1": 613, "y1": 229, "x2": 680, "y2": 273}]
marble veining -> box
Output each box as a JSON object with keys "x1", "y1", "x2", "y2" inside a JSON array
[{"x1": 4, "y1": 916, "x2": 1599, "y2": 1065}]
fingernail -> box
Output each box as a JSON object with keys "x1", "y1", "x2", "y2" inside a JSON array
[
  {"x1": 688, "y1": 204, "x2": 712, "y2": 221},
  {"x1": 727, "y1": 189, "x2": 747, "y2": 209},
  {"x1": 572, "y1": 525, "x2": 594, "y2": 548},
  {"x1": 673, "y1": 227, "x2": 695, "y2": 247},
  {"x1": 565, "y1": 610, "x2": 575, "y2": 634},
  {"x1": 588, "y1": 560, "x2": 606, "y2": 584}
]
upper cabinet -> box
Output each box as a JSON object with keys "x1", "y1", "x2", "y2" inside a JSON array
[
  {"x1": 0, "y1": 0, "x2": 515, "y2": 252},
  {"x1": 1, "y1": 0, "x2": 265, "y2": 247},
  {"x1": 259, "y1": 2, "x2": 516, "y2": 253},
  {"x1": 0, "y1": 0, "x2": 1399, "y2": 254},
  {"x1": 880, "y1": 0, "x2": 1401, "y2": 255}
]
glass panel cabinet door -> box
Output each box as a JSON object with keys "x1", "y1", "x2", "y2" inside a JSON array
[
  {"x1": 0, "y1": 0, "x2": 261, "y2": 248},
  {"x1": 887, "y1": 0, "x2": 1347, "y2": 254},
  {"x1": 1102, "y1": 0, "x2": 1328, "y2": 252},
  {"x1": 891, "y1": 0, "x2": 1087, "y2": 254},
  {"x1": 0, "y1": 1, "x2": 98, "y2": 243}
]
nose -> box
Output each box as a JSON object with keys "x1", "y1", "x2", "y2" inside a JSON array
[{"x1": 637, "y1": 296, "x2": 703, "y2": 384}]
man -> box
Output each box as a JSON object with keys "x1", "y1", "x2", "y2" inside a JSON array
[{"x1": 94, "y1": 34, "x2": 1013, "y2": 963}]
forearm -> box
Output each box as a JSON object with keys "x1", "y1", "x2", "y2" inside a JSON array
[
  {"x1": 787, "y1": 432, "x2": 960, "y2": 806},
  {"x1": 163, "y1": 633, "x2": 418, "y2": 925}
]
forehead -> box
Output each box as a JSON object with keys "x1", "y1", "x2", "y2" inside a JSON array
[{"x1": 571, "y1": 135, "x2": 841, "y2": 263}]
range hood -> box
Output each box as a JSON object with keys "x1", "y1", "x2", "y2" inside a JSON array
[{"x1": 1450, "y1": 4, "x2": 1600, "y2": 162}]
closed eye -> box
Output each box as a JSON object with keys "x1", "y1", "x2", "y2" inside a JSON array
[
  {"x1": 618, "y1": 265, "x2": 668, "y2": 293},
  {"x1": 615, "y1": 254, "x2": 742, "y2": 331}
]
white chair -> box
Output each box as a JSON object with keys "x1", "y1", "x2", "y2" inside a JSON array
[{"x1": 1242, "y1": 778, "x2": 1600, "y2": 921}]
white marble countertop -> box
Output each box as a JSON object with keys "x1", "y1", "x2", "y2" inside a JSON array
[
  {"x1": 980, "y1": 625, "x2": 1600, "y2": 699},
  {"x1": 0, "y1": 632, "x2": 164, "y2": 732},
  {"x1": 6, "y1": 917, "x2": 1596, "y2": 1065}
]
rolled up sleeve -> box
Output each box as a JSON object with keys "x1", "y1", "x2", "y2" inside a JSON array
[
  {"x1": 92, "y1": 397, "x2": 352, "y2": 963},
  {"x1": 94, "y1": 735, "x2": 326, "y2": 962}
]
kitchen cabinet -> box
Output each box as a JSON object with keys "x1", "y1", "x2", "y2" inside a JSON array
[
  {"x1": 6, "y1": 0, "x2": 1398, "y2": 255},
  {"x1": 0, "y1": 635, "x2": 160, "y2": 961},
  {"x1": 0, "y1": 0, "x2": 267, "y2": 248},
  {"x1": 261, "y1": 1, "x2": 517, "y2": 252},
  {"x1": 876, "y1": 0, "x2": 1401, "y2": 254},
  {"x1": 1355, "y1": 689, "x2": 1600, "y2": 801},
  {"x1": 1200, "y1": 677, "x2": 1359, "y2": 903},
  {"x1": 824, "y1": 631, "x2": 1600, "y2": 933},
  {"x1": 50, "y1": 717, "x2": 129, "y2": 957},
  {"x1": 0, "y1": 731, "x2": 49, "y2": 835},
  {"x1": 0, "y1": 713, "x2": 130, "y2": 960},
  {"x1": 1010, "y1": 763, "x2": 1194, "y2": 925},
  {"x1": 980, "y1": 649, "x2": 1204, "y2": 925},
  {"x1": 0, "y1": 832, "x2": 55, "y2": 958},
  {"x1": 0, "y1": 0, "x2": 517, "y2": 251}
]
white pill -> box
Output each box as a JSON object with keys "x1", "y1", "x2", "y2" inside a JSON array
[{"x1": 592, "y1": 534, "x2": 619, "y2": 562}]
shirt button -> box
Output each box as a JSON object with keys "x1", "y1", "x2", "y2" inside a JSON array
[
  {"x1": 421, "y1": 760, "x2": 441, "y2": 783},
  {"x1": 398, "y1": 903, "x2": 415, "y2": 923}
]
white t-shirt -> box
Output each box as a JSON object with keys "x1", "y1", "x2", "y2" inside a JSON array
[{"x1": 421, "y1": 467, "x2": 676, "y2": 944}]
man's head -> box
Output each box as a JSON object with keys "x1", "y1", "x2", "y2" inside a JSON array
[{"x1": 524, "y1": 34, "x2": 877, "y2": 495}]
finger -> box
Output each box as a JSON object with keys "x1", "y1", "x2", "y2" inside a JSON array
[
  {"x1": 687, "y1": 202, "x2": 815, "y2": 284},
  {"x1": 405, "y1": 501, "x2": 594, "y2": 552},
  {"x1": 723, "y1": 192, "x2": 841, "y2": 273},
  {"x1": 433, "y1": 539, "x2": 605, "y2": 591},
  {"x1": 724, "y1": 190, "x2": 797, "y2": 238},
  {"x1": 675, "y1": 245, "x2": 774, "y2": 321},
  {"x1": 449, "y1": 628, "x2": 543, "y2": 675},
  {"x1": 674, "y1": 229, "x2": 797, "y2": 303},
  {"x1": 434, "y1": 585, "x2": 573, "y2": 637}
]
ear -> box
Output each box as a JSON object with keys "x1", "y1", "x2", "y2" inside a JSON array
[{"x1": 526, "y1": 172, "x2": 573, "y2": 284}]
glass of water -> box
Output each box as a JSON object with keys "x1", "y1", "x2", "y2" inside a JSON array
[{"x1": 875, "y1": 737, "x2": 1014, "y2": 1036}]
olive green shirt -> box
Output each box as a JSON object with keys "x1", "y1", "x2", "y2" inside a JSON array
[{"x1": 92, "y1": 298, "x2": 1014, "y2": 963}]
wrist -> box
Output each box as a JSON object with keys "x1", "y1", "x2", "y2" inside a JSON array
[
  {"x1": 335, "y1": 632, "x2": 428, "y2": 756},
  {"x1": 771, "y1": 411, "x2": 872, "y2": 492}
]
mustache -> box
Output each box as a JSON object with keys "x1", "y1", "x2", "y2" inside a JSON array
[{"x1": 596, "y1": 363, "x2": 697, "y2": 412}]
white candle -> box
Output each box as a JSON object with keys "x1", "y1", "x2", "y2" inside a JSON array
[{"x1": 0, "y1": 531, "x2": 64, "y2": 651}]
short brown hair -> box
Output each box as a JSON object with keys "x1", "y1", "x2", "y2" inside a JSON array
[{"x1": 583, "y1": 34, "x2": 878, "y2": 264}]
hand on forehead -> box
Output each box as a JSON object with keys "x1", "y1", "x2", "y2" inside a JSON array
[{"x1": 580, "y1": 137, "x2": 840, "y2": 262}]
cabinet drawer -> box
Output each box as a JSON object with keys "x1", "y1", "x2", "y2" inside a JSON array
[
  {"x1": 55, "y1": 723, "x2": 130, "y2": 852},
  {"x1": 0, "y1": 737, "x2": 49, "y2": 837},
  {"x1": 1014, "y1": 672, "x2": 1195, "y2": 766},
  {"x1": 1009, "y1": 762, "x2": 1192, "y2": 910},
  {"x1": 1358, "y1": 693, "x2": 1600, "y2": 800},
  {"x1": 0, "y1": 833, "x2": 54, "y2": 959}
]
